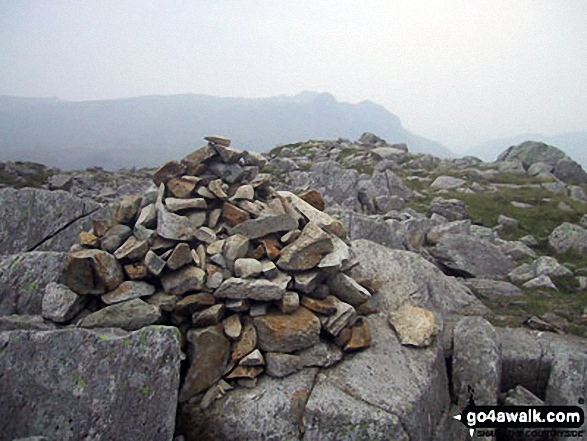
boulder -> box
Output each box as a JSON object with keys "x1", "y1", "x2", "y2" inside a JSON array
[
  {"x1": 427, "y1": 197, "x2": 467, "y2": 222},
  {"x1": 549, "y1": 222, "x2": 587, "y2": 254},
  {"x1": 430, "y1": 176, "x2": 467, "y2": 190},
  {"x1": 42, "y1": 282, "x2": 88, "y2": 323},
  {"x1": 79, "y1": 298, "x2": 161, "y2": 330},
  {"x1": 0, "y1": 252, "x2": 67, "y2": 316},
  {"x1": 0, "y1": 326, "x2": 181, "y2": 441},
  {"x1": 461, "y1": 279, "x2": 522, "y2": 300},
  {"x1": 431, "y1": 234, "x2": 515, "y2": 280}
]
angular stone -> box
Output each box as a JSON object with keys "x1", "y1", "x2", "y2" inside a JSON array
[
  {"x1": 206, "y1": 271, "x2": 224, "y2": 289},
  {"x1": 100, "y1": 224, "x2": 133, "y2": 253},
  {"x1": 167, "y1": 176, "x2": 198, "y2": 198},
  {"x1": 124, "y1": 262, "x2": 148, "y2": 280},
  {"x1": 231, "y1": 214, "x2": 298, "y2": 239},
  {"x1": 231, "y1": 184, "x2": 254, "y2": 201},
  {"x1": 234, "y1": 258, "x2": 262, "y2": 278},
  {"x1": 213, "y1": 145, "x2": 242, "y2": 165},
  {"x1": 214, "y1": 277, "x2": 285, "y2": 301},
  {"x1": 114, "y1": 236, "x2": 149, "y2": 261},
  {"x1": 62, "y1": 249, "x2": 124, "y2": 295},
  {"x1": 243, "y1": 151, "x2": 267, "y2": 168},
  {"x1": 208, "y1": 179, "x2": 228, "y2": 200},
  {"x1": 278, "y1": 191, "x2": 345, "y2": 238},
  {"x1": 299, "y1": 189, "x2": 325, "y2": 211},
  {"x1": 222, "y1": 314, "x2": 242, "y2": 340},
  {"x1": 144, "y1": 250, "x2": 166, "y2": 276},
  {"x1": 254, "y1": 307, "x2": 321, "y2": 352},
  {"x1": 523, "y1": 275, "x2": 557, "y2": 290},
  {"x1": 239, "y1": 349, "x2": 264, "y2": 366},
  {"x1": 205, "y1": 135, "x2": 231, "y2": 146},
  {"x1": 260, "y1": 236, "x2": 281, "y2": 260},
  {"x1": 225, "y1": 299, "x2": 249, "y2": 312},
  {"x1": 300, "y1": 295, "x2": 338, "y2": 315},
  {"x1": 182, "y1": 144, "x2": 217, "y2": 166},
  {"x1": 78, "y1": 231, "x2": 99, "y2": 248},
  {"x1": 161, "y1": 265, "x2": 206, "y2": 295},
  {"x1": 344, "y1": 319, "x2": 372, "y2": 352},
  {"x1": 102, "y1": 281, "x2": 156, "y2": 305},
  {"x1": 80, "y1": 299, "x2": 161, "y2": 331},
  {"x1": 186, "y1": 210, "x2": 207, "y2": 228},
  {"x1": 146, "y1": 291, "x2": 177, "y2": 313},
  {"x1": 327, "y1": 272, "x2": 371, "y2": 306},
  {"x1": 174, "y1": 293, "x2": 215, "y2": 316},
  {"x1": 279, "y1": 291, "x2": 300, "y2": 314},
  {"x1": 0, "y1": 326, "x2": 180, "y2": 441},
  {"x1": 153, "y1": 160, "x2": 186, "y2": 186},
  {"x1": 165, "y1": 197, "x2": 207, "y2": 212},
  {"x1": 293, "y1": 270, "x2": 324, "y2": 294},
  {"x1": 549, "y1": 222, "x2": 587, "y2": 254},
  {"x1": 426, "y1": 220, "x2": 471, "y2": 245},
  {"x1": 281, "y1": 229, "x2": 301, "y2": 244},
  {"x1": 193, "y1": 304, "x2": 225, "y2": 327},
  {"x1": 276, "y1": 222, "x2": 334, "y2": 271},
  {"x1": 42, "y1": 282, "x2": 88, "y2": 323},
  {"x1": 165, "y1": 243, "x2": 191, "y2": 271},
  {"x1": 323, "y1": 297, "x2": 357, "y2": 336},
  {"x1": 114, "y1": 195, "x2": 142, "y2": 225},
  {"x1": 533, "y1": 256, "x2": 573, "y2": 278},
  {"x1": 388, "y1": 304, "x2": 438, "y2": 348},
  {"x1": 261, "y1": 260, "x2": 278, "y2": 278},
  {"x1": 318, "y1": 236, "x2": 350, "y2": 270},
  {"x1": 250, "y1": 303, "x2": 269, "y2": 317},
  {"x1": 222, "y1": 234, "x2": 249, "y2": 266},
  {"x1": 299, "y1": 341, "x2": 344, "y2": 368},
  {"x1": 180, "y1": 325, "x2": 230, "y2": 402},
  {"x1": 196, "y1": 186, "x2": 216, "y2": 199},
  {"x1": 462, "y1": 279, "x2": 522, "y2": 300},
  {"x1": 231, "y1": 321, "x2": 257, "y2": 362},
  {"x1": 157, "y1": 204, "x2": 199, "y2": 241},
  {"x1": 265, "y1": 352, "x2": 302, "y2": 378},
  {"x1": 225, "y1": 365, "x2": 263, "y2": 380}
]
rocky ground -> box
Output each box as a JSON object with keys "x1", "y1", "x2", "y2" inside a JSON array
[{"x1": 0, "y1": 134, "x2": 586, "y2": 441}]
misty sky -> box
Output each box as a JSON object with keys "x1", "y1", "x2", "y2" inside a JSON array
[{"x1": 1, "y1": 0, "x2": 586, "y2": 152}]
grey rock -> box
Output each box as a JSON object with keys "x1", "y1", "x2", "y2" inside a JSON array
[
  {"x1": 0, "y1": 326, "x2": 180, "y2": 441},
  {"x1": 294, "y1": 270, "x2": 325, "y2": 294},
  {"x1": 42, "y1": 282, "x2": 88, "y2": 323},
  {"x1": 298, "y1": 341, "x2": 343, "y2": 368},
  {"x1": 345, "y1": 212, "x2": 406, "y2": 250},
  {"x1": 318, "y1": 235, "x2": 351, "y2": 270},
  {"x1": 136, "y1": 203, "x2": 157, "y2": 228},
  {"x1": 326, "y1": 272, "x2": 371, "y2": 306},
  {"x1": 102, "y1": 281, "x2": 156, "y2": 304},
  {"x1": 213, "y1": 277, "x2": 285, "y2": 301},
  {"x1": 146, "y1": 291, "x2": 178, "y2": 313},
  {"x1": 114, "y1": 195, "x2": 142, "y2": 225},
  {"x1": 80, "y1": 298, "x2": 161, "y2": 330},
  {"x1": 427, "y1": 197, "x2": 467, "y2": 221},
  {"x1": 0, "y1": 315, "x2": 57, "y2": 331},
  {"x1": 279, "y1": 291, "x2": 300, "y2": 314},
  {"x1": 145, "y1": 250, "x2": 166, "y2": 276},
  {"x1": 48, "y1": 173, "x2": 72, "y2": 190},
  {"x1": 194, "y1": 226, "x2": 217, "y2": 244},
  {"x1": 157, "y1": 205, "x2": 199, "y2": 241},
  {"x1": 167, "y1": 243, "x2": 193, "y2": 271},
  {"x1": 100, "y1": 224, "x2": 133, "y2": 253},
  {"x1": 462, "y1": 279, "x2": 522, "y2": 300},
  {"x1": 508, "y1": 263, "x2": 535, "y2": 285},
  {"x1": 234, "y1": 258, "x2": 262, "y2": 278},
  {"x1": 0, "y1": 252, "x2": 67, "y2": 316},
  {"x1": 113, "y1": 236, "x2": 149, "y2": 261},
  {"x1": 426, "y1": 220, "x2": 471, "y2": 245},
  {"x1": 568, "y1": 185, "x2": 587, "y2": 201},
  {"x1": 498, "y1": 241, "x2": 538, "y2": 260},
  {"x1": 222, "y1": 234, "x2": 250, "y2": 268},
  {"x1": 430, "y1": 176, "x2": 467, "y2": 190},
  {"x1": 431, "y1": 234, "x2": 515, "y2": 280},
  {"x1": 161, "y1": 266, "x2": 206, "y2": 295},
  {"x1": 0, "y1": 188, "x2": 103, "y2": 254},
  {"x1": 323, "y1": 297, "x2": 357, "y2": 336},
  {"x1": 523, "y1": 275, "x2": 557, "y2": 290},
  {"x1": 277, "y1": 222, "x2": 334, "y2": 271},
  {"x1": 549, "y1": 222, "x2": 587, "y2": 254},
  {"x1": 452, "y1": 317, "x2": 501, "y2": 406},
  {"x1": 230, "y1": 214, "x2": 298, "y2": 239},
  {"x1": 265, "y1": 352, "x2": 302, "y2": 377},
  {"x1": 278, "y1": 190, "x2": 345, "y2": 237},
  {"x1": 504, "y1": 385, "x2": 544, "y2": 406},
  {"x1": 533, "y1": 255, "x2": 573, "y2": 278},
  {"x1": 165, "y1": 197, "x2": 207, "y2": 212}
]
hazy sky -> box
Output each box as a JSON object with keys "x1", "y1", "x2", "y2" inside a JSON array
[{"x1": 1, "y1": 0, "x2": 586, "y2": 151}]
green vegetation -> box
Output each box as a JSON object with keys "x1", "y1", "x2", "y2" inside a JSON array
[
  {"x1": 0, "y1": 162, "x2": 50, "y2": 189},
  {"x1": 71, "y1": 371, "x2": 86, "y2": 390}
]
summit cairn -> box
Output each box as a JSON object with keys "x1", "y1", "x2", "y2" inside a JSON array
[{"x1": 55, "y1": 136, "x2": 373, "y2": 405}]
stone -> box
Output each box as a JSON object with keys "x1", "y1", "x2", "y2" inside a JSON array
[
  {"x1": 279, "y1": 291, "x2": 300, "y2": 314},
  {"x1": 153, "y1": 160, "x2": 186, "y2": 185},
  {"x1": 205, "y1": 135, "x2": 231, "y2": 146},
  {"x1": 165, "y1": 197, "x2": 207, "y2": 212},
  {"x1": 239, "y1": 349, "x2": 265, "y2": 366},
  {"x1": 114, "y1": 195, "x2": 142, "y2": 224},
  {"x1": 100, "y1": 224, "x2": 133, "y2": 253},
  {"x1": 461, "y1": 279, "x2": 522, "y2": 300},
  {"x1": 318, "y1": 235, "x2": 350, "y2": 270},
  {"x1": 62, "y1": 249, "x2": 124, "y2": 295},
  {"x1": 265, "y1": 352, "x2": 302, "y2": 377},
  {"x1": 249, "y1": 303, "x2": 269, "y2": 317},
  {"x1": 323, "y1": 297, "x2": 357, "y2": 337},
  {"x1": 182, "y1": 144, "x2": 217, "y2": 167},
  {"x1": 452, "y1": 317, "x2": 500, "y2": 406},
  {"x1": 0, "y1": 315, "x2": 57, "y2": 331},
  {"x1": 225, "y1": 365, "x2": 264, "y2": 380},
  {"x1": 231, "y1": 321, "x2": 257, "y2": 362},
  {"x1": 499, "y1": 241, "x2": 538, "y2": 260},
  {"x1": 533, "y1": 255, "x2": 573, "y2": 278},
  {"x1": 276, "y1": 222, "x2": 334, "y2": 271},
  {"x1": 124, "y1": 262, "x2": 148, "y2": 280},
  {"x1": 260, "y1": 236, "x2": 281, "y2": 260},
  {"x1": 549, "y1": 222, "x2": 587, "y2": 254},
  {"x1": 213, "y1": 277, "x2": 285, "y2": 301},
  {"x1": 344, "y1": 318, "x2": 372, "y2": 352},
  {"x1": 254, "y1": 307, "x2": 321, "y2": 352},
  {"x1": 388, "y1": 304, "x2": 438, "y2": 347},
  {"x1": 206, "y1": 271, "x2": 224, "y2": 289},
  {"x1": 300, "y1": 295, "x2": 338, "y2": 315},
  {"x1": 79, "y1": 298, "x2": 162, "y2": 330},
  {"x1": 234, "y1": 258, "x2": 262, "y2": 278},
  {"x1": 167, "y1": 243, "x2": 193, "y2": 270},
  {"x1": 78, "y1": 231, "x2": 99, "y2": 248},
  {"x1": 144, "y1": 250, "x2": 166, "y2": 276},
  {"x1": 431, "y1": 233, "x2": 515, "y2": 280},
  {"x1": 281, "y1": 229, "x2": 301, "y2": 244},
  {"x1": 114, "y1": 236, "x2": 149, "y2": 261},
  {"x1": 260, "y1": 260, "x2": 277, "y2": 278},
  {"x1": 230, "y1": 214, "x2": 298, "y2": 239},
  {"x1": 192, "y1": 304, "x2": 225, "y2": 327},
  {"x1": 504, "y1": 385, "x2": 544, "y2": 406},
  {"x1": 426, "y1": 220, "x2": 471, "y2": 245},
  {"x1": 0, "y1": 326, "x2": 180, "y2": 441},
  {"x1": 299, "y1": 189, "x2": 325, "y2": 211},
  {"x1": 231, "y1": 184, "x2": 254, "y2": 201},
  {"x1": 194, "y1": 227, "x2": 217, "y2": 244},
  {"x1": 146, "y1": 292, "x2": 177, "y2": 313},
  {"x1": 278, "y1": 191, "x2": 345, "y2": 238},
  {"x1": 508, "y1": 263, "x2": 535, "y2": 285},
  {"x1": 430, "y1": 176, "x2": 467, "y2": 190},
  {"x1": 222, "y1": 234, "x2": 249, "y2": 267},
  {"x1": 0, "y1": 252, "x2": 67, "y2": 316},
  {"x1": 161, "y1": 265, "x2": 206, "y2": 295},
  {"x1": 523, "y1": 275, "x2": 557, "y2": 290},
  {"x1": 294, "y1": 270, "x2": 325, "y2": 294},
  {"x1": 174, "y1": 293, "x2": 215, "y2": 316},
  {"x1": 221, "y1": 202, "x2": 250, "y2": 227},
  {"x1": 427, "y1": 197, "x2": 467, "y2": 221},
  {"x1": 222, "y1": 314, "x2": 242, "y2": 339},
  {"x1": 157, "y1": 204, "x2": 199, "y2": 241},
  {"x1": 48, "y1": 173, "x2": 72, "y2": 190},
  {"x1": 41, "y1": 282, "x2": 88, "y2": 323},
  {"x1": 167, "y1": 177, "x2": 197, "y2": 198},
  {"x1": 179, "y1": 325, "x2": 230, "y2": 402},
  {"x1": 326, "y1": 272, "x2": 371, "y2": 306},
  {"x1": 102, "y1": 281, "x2": 156, "y2": 305}
]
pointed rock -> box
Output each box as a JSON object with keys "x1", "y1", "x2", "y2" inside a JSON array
[{"x1": 276, "y1": 222, "x2": 334, "y2": 271}]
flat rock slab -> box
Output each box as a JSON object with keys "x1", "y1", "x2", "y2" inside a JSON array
[
  {"x1": 0, "y1": 326, "x2": 181, "y2": 441},
  {"x1": 0, "y1": 252, "x2": 67, "y2": 316}
]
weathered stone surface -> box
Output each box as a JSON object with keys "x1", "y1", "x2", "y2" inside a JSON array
[
  {"x1": 0, "y1": 252, "x2": 67, "y2": 316},
  {"x1": 318, "y1": 235, "x2": 350, "y2": 270},
  {"x1": 462, "y1": 278, "x2": 522, "y2": 300},
  {"x1": 42, "y1": 282, "x2": 88, "y2": 323},
  {"x1": 62, "y1": 249, "x2": 124, "y2": 295},
  {"x1": 167, "y1": 177, "x2": 197, "y2": 198},
  {"x1": 114, "y1": 236, "x2": 149, "y2": 261},
  {"x1": 430, "y1": 175, "x2": 467, "y2": 190},
  {"x1": 230, "y1": 214, "x2": 298, "y2": 239},
  {"x1": 344, "y1": 319, "x2": 372, "y2": 352},
  {"x1": 231, "y1": 184, "x2": 254, "y2": 201},
  {"x1": 300, "y1": 295, "x2": 338, "y2": 315},
  {"x1": 182, "y1": 144, "x2": 217, "y2": 166},
  {"x1": 426, "y1": 220, "x2": 471, "y2": 245},
  {"x1": 0, "y1": 315, "x2": 57, "y2": 331},
  {"x1": 431, "y1": 233, "x2": 515, "y2": 279},
  {"x1": 388, "y1": 304, "x2": 438, "y2": 348},
  {"x1": 265, "y1": 352, "x2": 302, "y2": 377},
  {"x1": 221, "y1": 202, "x2": 250, "y2": 227},
  {"x1": 427, "y1": 197, "x2": 467, "y2": 221},
  {"x1": 195, "y1": 226, "x2": 217, "y2": 244},
  {"x1": 213, "y1": 277, "x2": 285, "y2": 301},
  {"x1": 174, "y1": 293, "x2": 215, "y2": 316},
  {"x1": 279, "y1": 291, "x2": 300, "y2": 314},
  {"x1": 299, "y1": 189, "x2": 325, "y2": 211},
  {"x1": 222, "y1": 234, "x2": 249, "y2": 267},
  {"x1": 145, "y1": 250, "x2": 166, "y2": 275},
  {"x1": 102, "y1": 280, "x2": 156, "y2": 304},
  {"x1": 345, "y1": 212, "x2": 406, "y2": 250},
  {"x1": 276, "y1": 222, "x2": 334, "y2": 271},
  {"x1": 192, "y1": 304, "x2": 225, "y2": 327},
  {"x1": 548, "y1": 222, "x2": 587, "y2": 254},
  {"x1": 100, "y1": 224, "x2": 133, "y2": 253},
  {"x1": 0, "y1": 326, "x2": 180, "y2": 441},
  {"x1": 523, "y1": 275, "x2": 557, "y2": 290},
  {"x1": 157, "y1": 205, "x2": 198, "y2": 241},
  {"x1": 161, "y1": 265, "x2": 206, "y2": 295},
  {"x1": 326, "y1": 272, "x2": 371, "y2": 306},
  {"x1": 234, "y1": 258, "x2": 262, "y2": 278},
  {"x1": 114, "y1": 195, "x2": 142, "y2": 225},
  {"x1": 0, "y1": 188, "x2": 102, "y2": 254},
  {"x1": 533, "y1": 255, "x2": 573, "y2": 278},
  {"x1": 80, "y1": 298, "x2": 161, "y2": 330},
  {"x1": 165, "y1": 197, "x2": 207, "y2": 212},
  {"x1": 231, "y1": 321, "x2": 257, "y2": 362},
  {"x1": 239, "y1": 348, "x2": 264, "y2": 366},
  {"x1": 499, "y1": 240, "x2": 537, "y2": 261},
  {"x1": 222, "y1": 314, "x2": 242, "y2": 339},
  {"x1": 278, "y1": 190, "x2": 345, "y2": 237},
  {"x1": 153, "y1": 160, "x2": 186, "y2": 186},
  {"x1": 167, "y1": 243, "x2": 193, "y2": 270},
  {"x1": 323, "y1": 297, "x2": 357, "y2": 336},
  {"x1": 147, "y1": 291, "x2": 177, "y2": 313},
  {"x1": 294, "y1": 270, "x2": 325, "y2": 294},
  {"x1": 452, "y1": 317, "x2": 501, "y2": 406},
  {"x1": 254, "y1": 307, "x2": 321, "y2": 352},
  {"x1": 180, "y1": 324, "x2": 230, "y2": 402}
]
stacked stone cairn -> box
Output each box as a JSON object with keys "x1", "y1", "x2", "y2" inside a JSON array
[{"x1": 48, "y1": 136, "x2": 373, "y2": 406}]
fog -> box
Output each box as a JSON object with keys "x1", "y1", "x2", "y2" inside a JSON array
[{"x1": 1, "y1": 0, "x2": 586, "y2": 152}]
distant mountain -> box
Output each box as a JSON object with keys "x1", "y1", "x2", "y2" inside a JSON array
[
  {"x1": 0, "y1": 92, "x2": 453, "y2": 170},
  {"x1": 467, "y1": 132, "x2": 587, "y2": 169}
]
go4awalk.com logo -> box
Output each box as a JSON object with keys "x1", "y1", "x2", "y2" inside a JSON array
[{"x1": 453, "y1": 393, "x2": 585, "y2": 438}]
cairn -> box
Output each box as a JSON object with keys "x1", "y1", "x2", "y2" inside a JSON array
[{"x1": 50, "y1": 136, "x2": 373, "y2": 406}]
